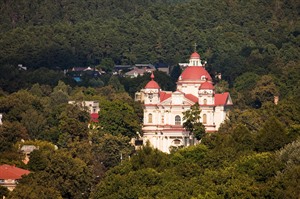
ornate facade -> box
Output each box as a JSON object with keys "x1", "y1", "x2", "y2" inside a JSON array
[{"x1": 136, "y1": 51, "x2": 233, "y2": 153}]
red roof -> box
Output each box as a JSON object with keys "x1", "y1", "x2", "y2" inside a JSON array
[
  {"x1": 180, "y1": 66, "x2": 212, "y2": 81},
  {"x1": 0, "y1": 164, "x2": 30, "y2": 180},
  {"x1": 145, "y1": 80, "x2": 160, "y2": 89},
  {"x1": 90, "y1": 113, "x2": 99, "y2": 122},
  {"x1": 190, "y1": 52, "x2": 200, "y2": 59},
  {"x1": 185, "y1": 94, "x2": 198, "y2": 103},
  {"x1": 199, "y1": 81, "x2": 214, "y2": 90},
  {"x1": 160, "y1": 91, "x2": 171, "y2": 102},
  {"x1": 215, "y1": 92, "x2": 230, "y2": 106}
]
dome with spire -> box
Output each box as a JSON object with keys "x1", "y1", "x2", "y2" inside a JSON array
[{"x1": 145, "y1": 73, "x2": 160, "y2": 89}]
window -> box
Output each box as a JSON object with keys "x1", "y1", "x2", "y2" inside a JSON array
[
  {"x1": 175, "y1": 115, "x2": 181, "y2": 125},
  {"x1": 161, "y1": 115, "x2": 164, "y2": 124},
  {"x1": 148, "y1": 113, "x2": 153, "y2": 123},
  {"x1": 203, "y1": 114, "x2": 207, "y2": 124},
  {"x1": 203, "y1": 99, "x2": 207, "y2": 105},
  {"x1": 148, "y1": 93, "x2": 153, "y2": 99},
  {"x1": 173, "y1": 139, "x2": 181, "y2": 145}
]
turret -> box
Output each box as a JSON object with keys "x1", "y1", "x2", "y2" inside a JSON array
[
  {"x1": 198, "y1": 81, "x2": 215, "y2": 105},
  {"x1": 144, "y1": 73, "x2": 161, "y2": 104}
]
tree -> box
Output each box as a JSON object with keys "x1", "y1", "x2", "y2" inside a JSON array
[
  {"x1": 255, "y1": 116, "x2": 289, "y2": 152},
  {"x1": 170, "y1": 65, "x2": 182, "y2": 81},
  {"x1": 183, "y1": 102, "x2": 206, "y2": 140},
  {"x1": 17, "y1": 150, "x2": 93, "y2": 199},
  {"x1": 8, "y1": 185, "x2": 62, "y2": 199},
  {"x1": 0, "y1": 186, "x2": 9, "y2": 199},
  {"x1": 92, "y1": 133, "x2": 134, "y2": 169},
  {"x1": 108, "y1": 75, "x2": 125, "y2": 92},
  {"x1": 251, "y1": 75, "x2": 279, "y2": 106},
  {"x1": 0, "y1": 121, "x2": 28, "y2": 152},
  {"x1": 99, "y1": 99, "x2": 141, "y2": 137}
]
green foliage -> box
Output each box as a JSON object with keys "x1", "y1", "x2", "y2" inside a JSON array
[
  {"x1": 108, "y1": 75, "x2": 125, "y2": 92},
  {"x1": 17, "y1": 150, "x2": 93, "y2": 198},
  {"x1": 255, "y1": 116, "x2": 289, "y2": 152},
  {"x1": 0, "y1": 0, "x2": 299, "y2": 197},
  {"x1": 92, "y1": 133, "x2": 134, "y2": 169},
  {"x1": 131, "y1": 143, "x2": 170, "y2": 171},
  {"x1": 8, "y1": 185, "x2": 62, "y2": 199},
  {"x1": 99, "y1": 99, "x2": 141, "y2": 137},
  {"x1": 183, "y1": 102, "x2": 206, "y2": 140},
  {"x1": 251, "y1": 75, "x2": 279, "y2": 105},
  {"x1": 0, "y1": 186, "x2": 9, "y2": 198},
  {"x1": 0, "y1": 121, "x2": 28, "y2": 152},
  {"x1": 235, "y1": 153, "x2": 283, "y2": 182}
]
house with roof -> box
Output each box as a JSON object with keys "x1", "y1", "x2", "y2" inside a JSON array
[
  {"x1": 0, "y1": 164, "x2": 30, "y2": 191},
  {"x1": 136, "y1": 51, "x2": 233, "y2": 153},
  {"x1": 124, "y1": 64, "x2": 156, "y2": 78}
]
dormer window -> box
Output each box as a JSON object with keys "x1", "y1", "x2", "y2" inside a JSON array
[{"x1": 201, "y1": 76, "x2": 206, "y2": 80}]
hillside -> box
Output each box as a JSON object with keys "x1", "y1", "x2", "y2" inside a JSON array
[{"x1": 0, "y1": 0, "x2": 299, "y2": 198}]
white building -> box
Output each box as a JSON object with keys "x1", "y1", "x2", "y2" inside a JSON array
[
  {"x1": 68, "y1": 101, "x2": 100, "y2": 114},
  {"x1": 136, "y1": 51, "x2": 233, "y2": 153}
]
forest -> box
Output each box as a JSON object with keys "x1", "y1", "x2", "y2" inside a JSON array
[{"x1": 0, "y1": 0, "x2": 299, "y2": 198}]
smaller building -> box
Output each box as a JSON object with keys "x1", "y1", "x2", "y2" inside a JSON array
[
  {"x1": 68, "y1": 101, "x2": 100, "y2": 114},
  {"x1": 0, "y1": 164, "x2": 30, "y2": 191},
  {"x1": 68, "y1": 101, "x2": 100, "y2": 128},
  {"x1": 0, "y1": 113, "x2": 2, "y2": 125},
  {"x1": 20, "y1": 145, "x2": 38, "y2": 164},
  {"x1": 124, "y1": 64, "x2": 156, "y2": 78}
]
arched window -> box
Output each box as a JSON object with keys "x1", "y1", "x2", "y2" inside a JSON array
[
  {"x1": 203, "y1": 114, "x2": 207, "y2": 124},
  {"x1": 173, "y1": 139, "x2": 181, "y2": 145},
  {"x1": 203, "y1": 99, "x2": 207, "y2": 105},
  {"x1": 148, "y1": 113, "x2": 153, "y2": 123},
  {"x1": 175, "y1": 115, "x2": 181, "y2": 125}
]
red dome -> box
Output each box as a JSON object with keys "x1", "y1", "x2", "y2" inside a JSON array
[
  {"x1": 190, "y1": 52, "x2": 200, "y2": 59},
  {"x1": 199, "y1": 81, "x2": 214, "y2": 89},
  {"x1": 180, "y1": 66, "x2": 212, "y2": 81},
  {"x1": 145, "y1": 80, "x2": 160, "y2": 89}
]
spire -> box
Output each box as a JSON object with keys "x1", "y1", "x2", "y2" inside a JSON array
[
  {"x1": 194, "y1": 42, "x2": 197, "y2": 52},
  {"x1": 150, "y1": 72, "x2": 154, "y2": 80}
]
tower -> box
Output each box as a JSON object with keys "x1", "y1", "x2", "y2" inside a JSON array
[{"x1": 143, "y1": 73, "x2": 161, "y2": 104}]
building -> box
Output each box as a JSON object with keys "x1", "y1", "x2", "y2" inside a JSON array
[
  {"x1": 0, "y1": 164, "x2": 30, "y2": 191},
  {"x1": 0, "y1": 113, "x2": 2, "y2": 125},
  {"x1": 68, "y1": 101, "x2": 100, "y2": 114},
  {"x1": 136, "y1": 51, "x2": 233, "y2": 153},
  {"x1": 124, "y1": 64, "x2": 156, "y2": 78},
  {"x1": 68, "y1": 101, "x2": 100, "y2": 127},
  {"x1": 20, "y1": 145, "x2": 38, "y2": 164}
]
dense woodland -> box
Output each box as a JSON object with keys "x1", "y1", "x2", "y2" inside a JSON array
[{"x1": 0, "y1": 0, "x2": 299, "y2": 198}]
